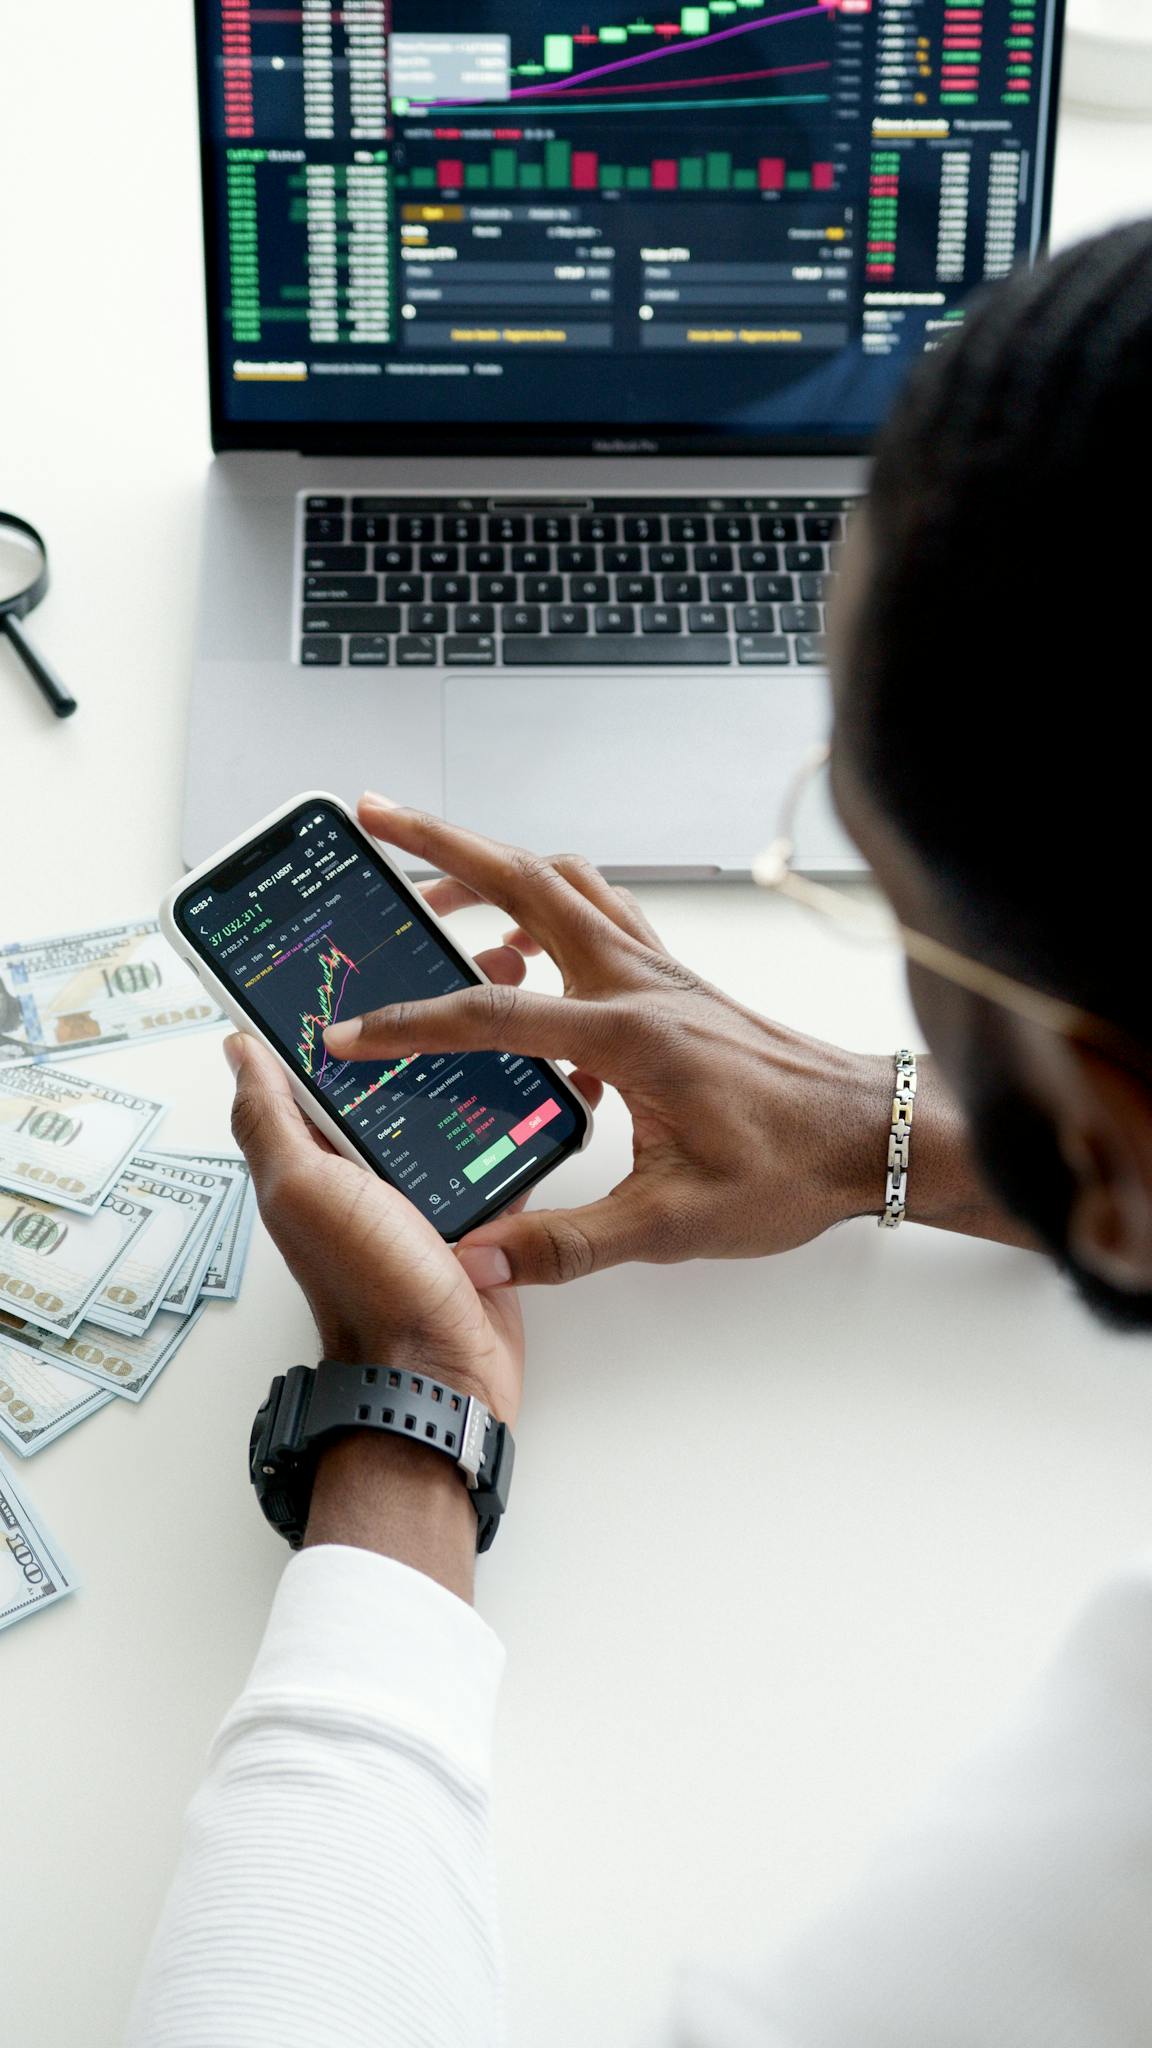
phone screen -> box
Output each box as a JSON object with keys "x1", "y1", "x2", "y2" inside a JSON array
[{"x1": 174, "y1": 799, "x2": 586, "y2": 1238}]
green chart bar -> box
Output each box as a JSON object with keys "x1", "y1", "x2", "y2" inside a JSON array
[
  {"x1": 465, "y1": 163, "x2": 490, "y2": 188},
  {"x1": 706, "y1": 152, "x2": 732, "y2": 189},
  {"x1": 680, "y1": 157, "x2": 705, "y2": 189},
  {"x1": 491, "y1": 148, "x2": 518, "y2": 189},
  {"x1": 681, "y1": 5, "x2": 710, "y2": 29},
  {"x1": 543, "y1": 33, "x2": 572, "y2": 70},
  {"x1": 599, "y1": 163, "x2": 623, "y2": 188},
  {"x1": 545, "y1": 139, "x2": 571, "y2": 188},
  {"x1": 519, "y1": 163, "x2": 543, "y2": 188}
]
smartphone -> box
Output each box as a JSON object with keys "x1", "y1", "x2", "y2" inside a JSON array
[{"x1": 160, "y1": 793, "x2": 592, "y2": 1242}]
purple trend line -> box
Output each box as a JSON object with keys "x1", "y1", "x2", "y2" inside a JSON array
[{"x1": 422, "y1": 2, "x2": 836, "y2": 108}]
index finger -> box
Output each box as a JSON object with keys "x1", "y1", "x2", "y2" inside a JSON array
[{"x1": 358, "y1": 796, "x2": 626, "y2": 969}]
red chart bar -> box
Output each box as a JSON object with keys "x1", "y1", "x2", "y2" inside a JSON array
[
  {"x1": 437, "y1": 158, "x2": 464, "y2": 187},
  {"x1": 811, "y1": 161, "x2": 835, "y2": 190},
  {"x1": 572, "y1": 151, "x2": 599, "y2": 189},
  {"x1": 758, "y1": 156, "x2": 785, "y2": 190},
  {"x1": 652, "y1": 158, "x2": 679, "y2": 190}
]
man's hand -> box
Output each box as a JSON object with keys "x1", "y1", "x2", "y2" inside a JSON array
[
  {"x1": 226, "y1": 1034, "x2": 525, "y2": 1426},
  {"x1": 316, "y1": 798, "x2": 899, "y2": 1290}
]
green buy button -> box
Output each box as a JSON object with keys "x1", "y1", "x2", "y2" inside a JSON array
[{"x1": 463, "y1": 1133, "x2": 517, "y2": 1185}]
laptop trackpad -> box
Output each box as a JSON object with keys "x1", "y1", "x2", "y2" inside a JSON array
[{"x1": 444, "y1": 671, "x2": 840, "y2": 874}]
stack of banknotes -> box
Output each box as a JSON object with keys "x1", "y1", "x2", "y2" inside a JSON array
[{"x1": 0, "y1": 921, "x2": 255, "y2": 1634}]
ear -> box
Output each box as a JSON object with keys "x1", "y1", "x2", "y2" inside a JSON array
[{"x1": 1059, "y1": 1048, "x2": 1152, "y2": 1293}]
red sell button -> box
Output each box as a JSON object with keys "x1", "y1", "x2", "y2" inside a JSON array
[{"x1": 509, "y1": 1097, "x2": 562, "y2": 1146}]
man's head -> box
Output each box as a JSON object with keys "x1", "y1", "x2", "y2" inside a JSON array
[{"x1": 829, "y1": 220, "x2": 1152, "y2": 1327}]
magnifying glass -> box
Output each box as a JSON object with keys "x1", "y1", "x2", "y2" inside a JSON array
[{"x1": 0, "y1": 512, "x2": 77, "y2": 719}]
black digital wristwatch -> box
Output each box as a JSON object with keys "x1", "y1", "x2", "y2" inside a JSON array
[{"x1": 249, "y1": 1360, "x2": 515, "y2": 1552}]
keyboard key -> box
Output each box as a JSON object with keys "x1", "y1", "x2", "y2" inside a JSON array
[
  {"x1": 504, "y1": 636, "x2": 729, "y2": 666},
  {"x1": 409, "y1": 605, "x2": 448, "y2": 632},
  {"x1": 803, "y1": 515, "x2": 841, "y2": 542},
  {"x1": 735, "y1": 604, "x2": 776, "y2": 633},
  {"x1": 785, "y1": 544, "x2": 824, "y2": 572},
  {"x1": 352, "y1": 516, "x2": 390, "y2": 542},
  {"x1": 557, "y1": 545, "x2": 596, "y2": 573},
  {"x1": 604, "y1": 545, "x2": 643, "y2": 573},
  {"x1": 794, "y1": 634, "x2": 828, "y2": 665},
  {"x1": 489, "y1": 515, "x2": 526, "y2": 541},
  {"x1": 305, "y1": 515, "x2": 344, "y2": 543},
  {"x1": 375, "y1": 545, "x2": 413, "y2": 571},
  {"x1": 303, "y1": 605, "x2": 401, "y2": 633},
  {"x1": 661, "y1": 575, "x2": 702, "y2": 603},
  {"x1": 780, "y1": 603, "x2": 822, "y2": 633},
  {"x1": 709, "y1": 574, "x2": 747, "y2": 603},
  {"x1": 420, "y1": 544, "x2": 459, "y2": 571},
  {"x1": 754, "y1": 574, "x2": 796, "y2": 602},
  {"x1": 398, "y1": 514, "x2": 435, "y2": 541},
  {"x1": 594, "y1": 605, "x2": 635, "y2": 634},
  {"x1": 444, "y1": 515, "x2": 480, "y2": 541},
  {"x1": 760, "y1": 515, "x2": 798, "y2": 542},
  {"x1": 512, "y1": 545, "x2": 552, "y2": 572},
  {"x1": 305, "y1": 496, "x2": 343, "y2": 514},
  {"x1": 688, "y1": 606, "x2": 727, "y2": 633},
  {"x1": 570, "y1": 575, "x2": 610, "y2": 602},
  {"x1": 303, "y1": 545, "x2": 366, "y2": 573},
  {"x1": 623, "y1": 515, "x2": 662, "y2": 542},
  {"x1": 740, "y1": 545, "x2": 779, "y2": 572},
  {"x1": 737, "y1": 634, "x2": 790, "y2": 665},
  {"x1": 444, "y1": 635, "x2": 496, "y2": 666},
  {"x1": 669, "y1": 515, "x2": 706, "y2": 541},
  {"x1": 455, "y1": 604, "x2": 495, "y2": 633},
  {"x1": 478, "y1": 574, "x2": 516, "y2": 601},
  {"x1": 385, "y1": 574, "x2": 425, "y2": 602},
  {"x1": 714, "y1": 515, "x2": 751, "y2": 540},
  {"x1": 651, "y1": 545, "x2": 687, "y2": 573},
  {"x1": 694, "y1": 545, "x2": 733, "y2": 572},
  {"x1": 549, "y1": 605, "x2": 590, "y2": 634},
  {"x1": 641, "y1": 605, "x2": 682, "y2": 634},
  {"x1": 348, "y1": 635, "x2": 391, "y2": 665},
  {"x1": 580, "y1": 515, "x2": 617, "y2": 541},
  {"x1": 616, "y1": 574, "x2": 656, "y2": 602},
  {"x1": 524, "y1": 574, "x2": 564, "y2": 603},
  {"x1": 467, "y1": 545, "x2": 507, "y2": 572},
  {"x1": 534, "y1": 514, "x2": 571, "y2": 541},
  {"x1": 502, "y1": 605, "x2": 543, "y2": 634},
  {"x1": 304, "y1": 575, "x2": 376, "y2": 602},
  {"x1": 397, "y1": 635, "x2": 439, "y2": 666},
  {"x1": 799, "y1": 574, "x2": 829, "y2": 603},
  {"x1": 431, "y1": 574, "x2": 471, "y2": 601},
  {"x1": 300, "y1": 635, "x2": 342, "y2": 665}
]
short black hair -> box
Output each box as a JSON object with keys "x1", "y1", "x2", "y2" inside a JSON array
[{"x1": 840, "y1": 220, "x2": 1152, "y2": 1043}]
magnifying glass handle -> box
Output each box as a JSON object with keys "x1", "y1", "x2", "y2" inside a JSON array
[{"x1": 0, "y1": 613, "x2": 77, "y2": 718}]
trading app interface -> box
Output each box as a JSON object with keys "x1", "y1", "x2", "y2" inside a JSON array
[
  {"x1": 200, "y1": 0, "x2": 1061, "y2": 438},
  {"x1": 178, "y1": 805, "x2": 583, "y2": 1232}
]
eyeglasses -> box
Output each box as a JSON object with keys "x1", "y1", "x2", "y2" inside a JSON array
[{"x1": 752, "y1": 741, "x2": 1148, "y2": 1078}]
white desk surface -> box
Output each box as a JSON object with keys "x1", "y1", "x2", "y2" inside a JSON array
[{"x1": 2, "y1": 11, "x2": 1152, "y2": 2041}]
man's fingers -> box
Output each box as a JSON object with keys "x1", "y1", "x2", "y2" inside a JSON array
[
  {"x1": 458, "y1": 1182, "x2": 666, "y2": 1287},
  {"x1": 225, "y1": 1035, "x2": 319, "y2": 1186},
  {"x1": 472, "y1": 944, "x2": 528, "y2": 988},
  {"x1": 420, "y1": 876, "x2": 486, "y2": 919},
  {"x1": 324, "y1": 982, "x2": 631, "y2": 1077},
  {"x1": 567, "y1": 1069, "x2": 604, "y2": 1110}
]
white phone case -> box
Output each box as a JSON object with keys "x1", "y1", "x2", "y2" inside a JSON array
[{"x1": 159, "y1": 791, "x2": 592, "y2": 1231}]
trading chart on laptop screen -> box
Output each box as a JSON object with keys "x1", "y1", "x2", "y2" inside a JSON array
[{"x1": 198, "y1": 0, "x2": 1063, "y2": 439}]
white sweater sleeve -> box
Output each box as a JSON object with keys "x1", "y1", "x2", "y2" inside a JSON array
[{"x1": 125, "y1": 1543, "x2": 506, "y2": 2048}]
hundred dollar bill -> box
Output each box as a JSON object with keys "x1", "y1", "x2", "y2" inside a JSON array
[
  {"x1": 153, "y1": 1151, "x2": 255, "y2": 1300},
  {"x1": 134, "y1": 1153, "x2": 243, "y2": 1312},
  {"x1": 0, "y1": 1066, "x2": 166, "y2": 1214},
  {"x1": 0, "y1": 1302, "x2": 205, "y2": 1404},
  {"x1": 0, "y1": 1449, "x2": 77, "y2": 1632},
  {"x1": 0, "y1": 1187, "x2": 149, "y2": 1338},
  {"x1": 0, "y1": 920, "x2": 221, "y2": 1065},
  {"x1": 0, "y1": 1336, "x2": 113, "y2": 1456},
  {"x1": 84, "y1": 1168, "x2": 216, "y2": 1336}
]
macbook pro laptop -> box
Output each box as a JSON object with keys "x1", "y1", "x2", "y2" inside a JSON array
[{"x1": 185, "y1": 0, "x2": 1065, "y2": 875}]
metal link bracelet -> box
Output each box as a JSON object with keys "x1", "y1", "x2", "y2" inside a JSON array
[{"x1": 880, "y1": 1049, "x2": 918, "y2": 1228}]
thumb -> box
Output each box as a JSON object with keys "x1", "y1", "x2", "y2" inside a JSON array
[
  {"x1": 457, "y1": 1181, "x2": 665, "y2": 1287},
  {"x1": 324, "y1": 983, "x2": 629, "y2": 1080},
  {"x1": 225, "y1": 1034, "x2": 319, "y2": 1186}
]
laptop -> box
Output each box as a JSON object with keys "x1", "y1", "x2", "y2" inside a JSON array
[{"x1": 185, "y1": 0, "x2": 1065, "y2": 876}]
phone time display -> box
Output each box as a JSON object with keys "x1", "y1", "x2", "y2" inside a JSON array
[{"x1": 180, "y1": 803, "x2": 582, "y2": 1233}]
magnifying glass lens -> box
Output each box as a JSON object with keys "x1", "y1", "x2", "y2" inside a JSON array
[{"x1": 0, "y1": 521, "x2": 45, "y2": 605}]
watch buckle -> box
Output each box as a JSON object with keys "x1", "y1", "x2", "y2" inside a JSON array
[{"x1": 457, "y1": 1396, "x2": 489, "y2": 1489}]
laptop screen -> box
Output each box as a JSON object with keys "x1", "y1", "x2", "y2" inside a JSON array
[{"x1": 196, "y1": 0, "x2": 1065, "y2": 453}]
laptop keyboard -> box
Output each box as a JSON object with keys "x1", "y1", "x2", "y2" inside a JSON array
[{"x1": 297, "y1": 495, "x2": 857, "y2": 671}]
